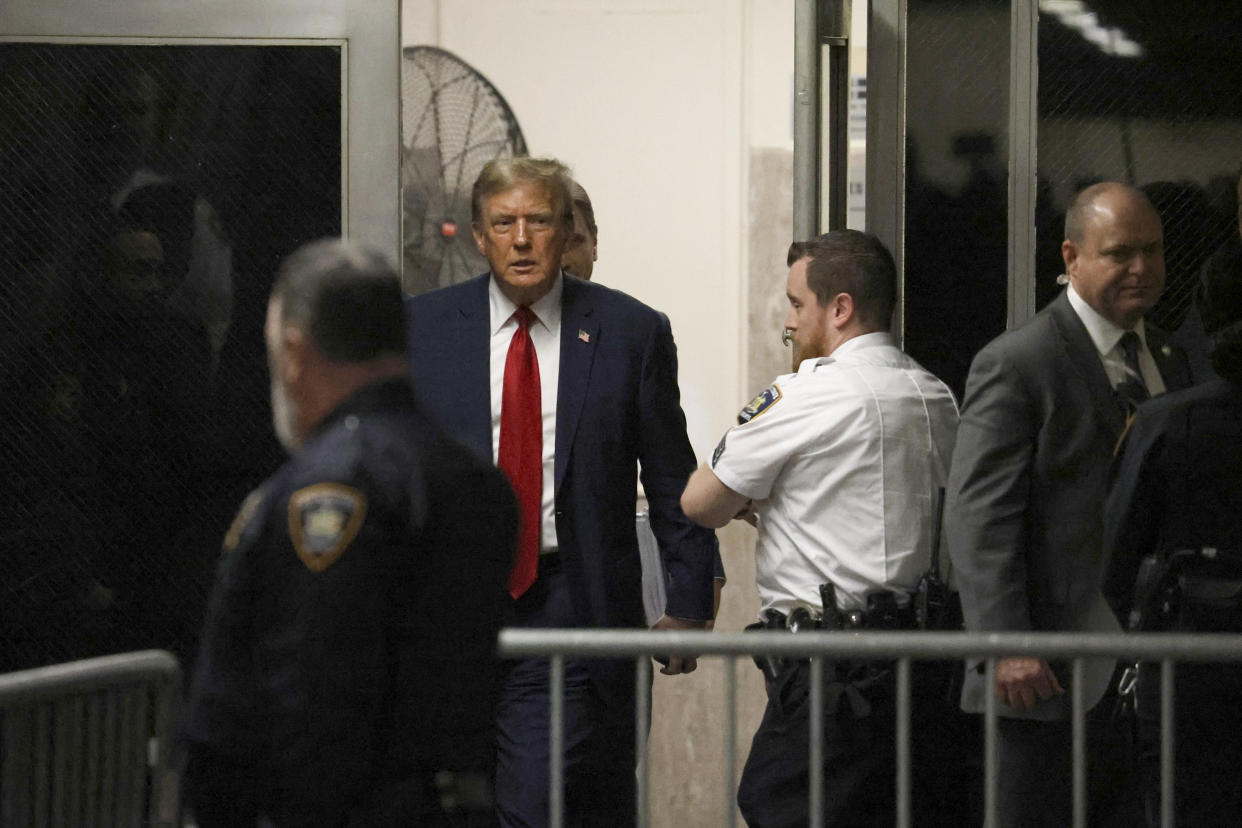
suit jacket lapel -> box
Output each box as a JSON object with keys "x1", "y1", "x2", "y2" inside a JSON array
[
  {"x1": 555, "y1": 275, "x2": 598, "y2": 494},
  {"x1": 455, "y1": 274, "x2": 495, "y2": 461},
  {"x1": 1049, "y1": 291, "x2": 1126, "y2": 436}
]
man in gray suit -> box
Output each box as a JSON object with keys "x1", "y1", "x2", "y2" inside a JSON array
[{"x1": 945, "y1": 182, "x2": 1189, "y2": 826}]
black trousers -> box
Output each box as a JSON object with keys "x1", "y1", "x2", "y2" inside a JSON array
[
  {"x1": 738, "y1": 658, "x2": 980, "y2": 828},
  {"x1": 994, "y1": 690, "x2": 1141, "y2": 828},
  {"x1": 1135, "y1": 661, "x2": 1242, "y2": 827}
]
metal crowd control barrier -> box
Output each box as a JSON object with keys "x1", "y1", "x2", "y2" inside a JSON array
[
  {"x1": 499, "y1": 628, "x2": 1242, "y2": 828},
  {"x1": 0, "y1": 649, "x2": 182, "y2": 828}
]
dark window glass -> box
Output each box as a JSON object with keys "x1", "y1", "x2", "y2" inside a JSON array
[
  {"x1": 904, "y1": 0, "x2": 1011, "y2": 400},
  {"x1": 0, "y1": 43, "x2": 342, "y2": 670},
  {"x1": 1037, "y1": 2, "x2": 1242, "y2": 330}
]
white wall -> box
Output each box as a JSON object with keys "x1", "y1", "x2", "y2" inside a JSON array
[
  {"x1": 403, "y1": 0, "x2": 748, "y2": 462},
  {"x1": 746, "y1": 1, "x2": 795, "y2": 153}
]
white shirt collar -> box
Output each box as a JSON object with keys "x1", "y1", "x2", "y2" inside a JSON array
[
  {"x1": 1066, "y1": 283, "x2": 1147, "y2": 356},
  {"x1": 796, "y1": 331, "x2": 896, "y2": 374},
  {"x1": 488, "y1": 271, "x2": 564, "y2": 336}
]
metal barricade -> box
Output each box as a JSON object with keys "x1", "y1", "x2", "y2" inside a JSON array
[
  {"x1": 0, "y1": 649, "x2": 181, "y2": 828},
  {"x1": 499, "y1": 628, "x2": 1242, "y2": 828}
]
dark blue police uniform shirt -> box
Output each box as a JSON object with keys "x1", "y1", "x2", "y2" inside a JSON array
[
  {"x1": 1104, "y1": 378, "x2": 1242, "y2": 620},
  {"x1": 183, "y1": 378, "x2": 516, "y2": 827}
]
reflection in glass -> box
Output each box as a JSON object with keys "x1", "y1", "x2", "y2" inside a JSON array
[
  {"x1": 904, "y1": 0, "x2": 1011, "y2": 401},
  {"x1": 1037, "y1": 4, "x2": 1242, "y2": 330},
  {"x1": 0, "y1": 43, "x2": 342, "y2": 670}
]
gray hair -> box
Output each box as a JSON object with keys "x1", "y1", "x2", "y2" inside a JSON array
[
  {"x1": 570, "y1": 179, "x2": 597, "y2": 239},
  {"x1": 272, "y1": 238, "x2": 406, "y2": 362}
]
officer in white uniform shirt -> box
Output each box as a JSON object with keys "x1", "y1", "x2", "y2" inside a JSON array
[{"x1": 682, "y1": 229, "x2": 962, "y2": 828}]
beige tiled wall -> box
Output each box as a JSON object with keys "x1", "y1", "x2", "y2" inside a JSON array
[
  {"x1": 649, "y1": 521, "x2": 766, "y2": 827},
  {"x1": 747, "y1": 148, "x2": 798, "y2": 395}
]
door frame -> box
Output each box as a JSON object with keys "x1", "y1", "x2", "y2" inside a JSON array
[{"x1": 1, "y1": 0, "x2": 401, "y2": 260}]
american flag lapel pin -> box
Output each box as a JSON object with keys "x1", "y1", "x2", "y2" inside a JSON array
[{"x1": 578, "y1": 329, "x2": 590, "y2": 343}]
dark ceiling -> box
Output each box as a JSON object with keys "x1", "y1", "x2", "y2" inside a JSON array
[{"x1": 1039, "y1": 0, "x2": 1242, "y2": 118}]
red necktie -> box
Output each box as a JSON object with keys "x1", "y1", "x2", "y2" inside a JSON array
[{"x1": 499, "y1": 306, "x2": 542, "y2": 599}]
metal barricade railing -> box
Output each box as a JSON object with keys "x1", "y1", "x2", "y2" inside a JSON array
[
  {"x1": 0, "y1": 649, "x2": 182, "y2": 828},
  {"x1": 499, "y1": 628, "x2": 1242, "y2": 828}
]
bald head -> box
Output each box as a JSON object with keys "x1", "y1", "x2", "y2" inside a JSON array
[
  {"x1": 1064, "y1": 182, "x2": 1158, "y2": 245},
  {"x1": 1061, "y1": 182, "x2": 1165, "y2": 329}
]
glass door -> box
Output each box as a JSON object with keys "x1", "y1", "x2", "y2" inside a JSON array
[{"x1": 0, "y1": 0, "x2": 398, "y2": 671}]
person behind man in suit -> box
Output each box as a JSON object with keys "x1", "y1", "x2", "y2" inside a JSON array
[
  {"x1": 1102, "y1": 252, "x2": 1242, "y2": 826},
  {"x1": 561, "y1": 178, "x2": 598, "y2": 282},
  {"x1": 184, "y1": 239, "x2": 517, "y2": 826},
  {"x1": 404, "y1": 157, "x2": 719, "y2": 827},
  {"x1": 1172, "y1": 165, "x2": 1242, "y2": 384},
  {"x1": 560, "y1": 177, "x2": 726, "y2": 627},
  {"x1": 945, "y1": 181, "x2": 1190, "y2": 827}
]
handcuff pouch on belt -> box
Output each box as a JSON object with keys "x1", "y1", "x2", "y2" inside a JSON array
[
  {"x1": 1127, "y1": 547, "x2": 1242, "y2": 634},
  {"x1": 1119, "y1": 547, "x2": 1242, "y2": 716},
  {"x1": 744, "y1": 583, "x2": 917, "y2": 681}
]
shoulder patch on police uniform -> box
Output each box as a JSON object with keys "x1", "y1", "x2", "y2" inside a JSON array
[
  {"x1": 288, "y1": 483, "x2": 367, "y2": 572},
  {"x1": 223, "y1": 489, "x2": 265, "y2": 553},
  {"x1": 712, "y1": 433, "x2": 727, "y2": 467},
  {"x1": 737, "y1": 384, "x2": 782, "y2": 424}
]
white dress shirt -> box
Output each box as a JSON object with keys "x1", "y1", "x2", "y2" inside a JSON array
[
  {"x1": 489, "y1": 274, "x2": 562, "y2": 551},
  {"x1": 1067, "y1": 283, "x2": 1167, "y2": 395},
  {"x1": 709, "y1": 333, "x2": 960, "y2": 614}
]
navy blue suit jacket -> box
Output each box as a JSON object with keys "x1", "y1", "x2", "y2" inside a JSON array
[
  {"x1": 405, "y1": 272, "x2": 717, "y2": 629},
  {"x1": 1102, "y1": 378, "x2": 1242, "y2": 621}
]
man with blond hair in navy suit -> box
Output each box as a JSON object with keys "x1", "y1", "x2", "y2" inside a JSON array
[{"x1": 405, "y1": 156, "x2": 718, "y2": 828}]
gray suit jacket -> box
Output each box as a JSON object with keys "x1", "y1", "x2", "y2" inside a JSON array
[{"x1": 945, "y1": 291, "x2": 1189, "y2": 720}]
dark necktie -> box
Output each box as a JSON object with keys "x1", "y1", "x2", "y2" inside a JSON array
[
  {"x1": 1116, "y1": 330, "x2": 1150, "y2": 414},
  {"x1": 498, "y1": 306, "x2": 541, "y2": 599}
]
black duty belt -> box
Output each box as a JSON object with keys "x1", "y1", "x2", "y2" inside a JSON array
[
  {"x1": 759, "y1": 607, "x2": 919, "y2": 631},
  {"x1": 760, "y1": 600, "x2": 919, "y2": 633}
]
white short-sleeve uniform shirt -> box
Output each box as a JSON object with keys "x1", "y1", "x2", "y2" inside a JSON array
[{"x1": 710, "y1": 333, "x2": 959, "y2": 615}]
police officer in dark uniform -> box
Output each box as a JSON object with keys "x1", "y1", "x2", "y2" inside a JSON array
[
  {"x1": 1103, "y1": 250, "x2": 1242, "y2": 826},
  {"x1": 183, "y1": 239, "x2": 517, "y2": 827}
]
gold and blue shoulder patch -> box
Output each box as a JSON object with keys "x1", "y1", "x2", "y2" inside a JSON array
[
  {"x1": 737, "y1": 384, "x2": 782, "y2": 424},
  {"x1": 288, "y1": 483, "x2": 367, "y2": 572},
  {"x1": 223, "y1": 489, "x2": 265, "y2": 553}
]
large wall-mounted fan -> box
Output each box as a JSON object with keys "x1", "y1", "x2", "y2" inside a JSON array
[{"x1": 401, "y1": 45, "x2": 528, "y2": 295}]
